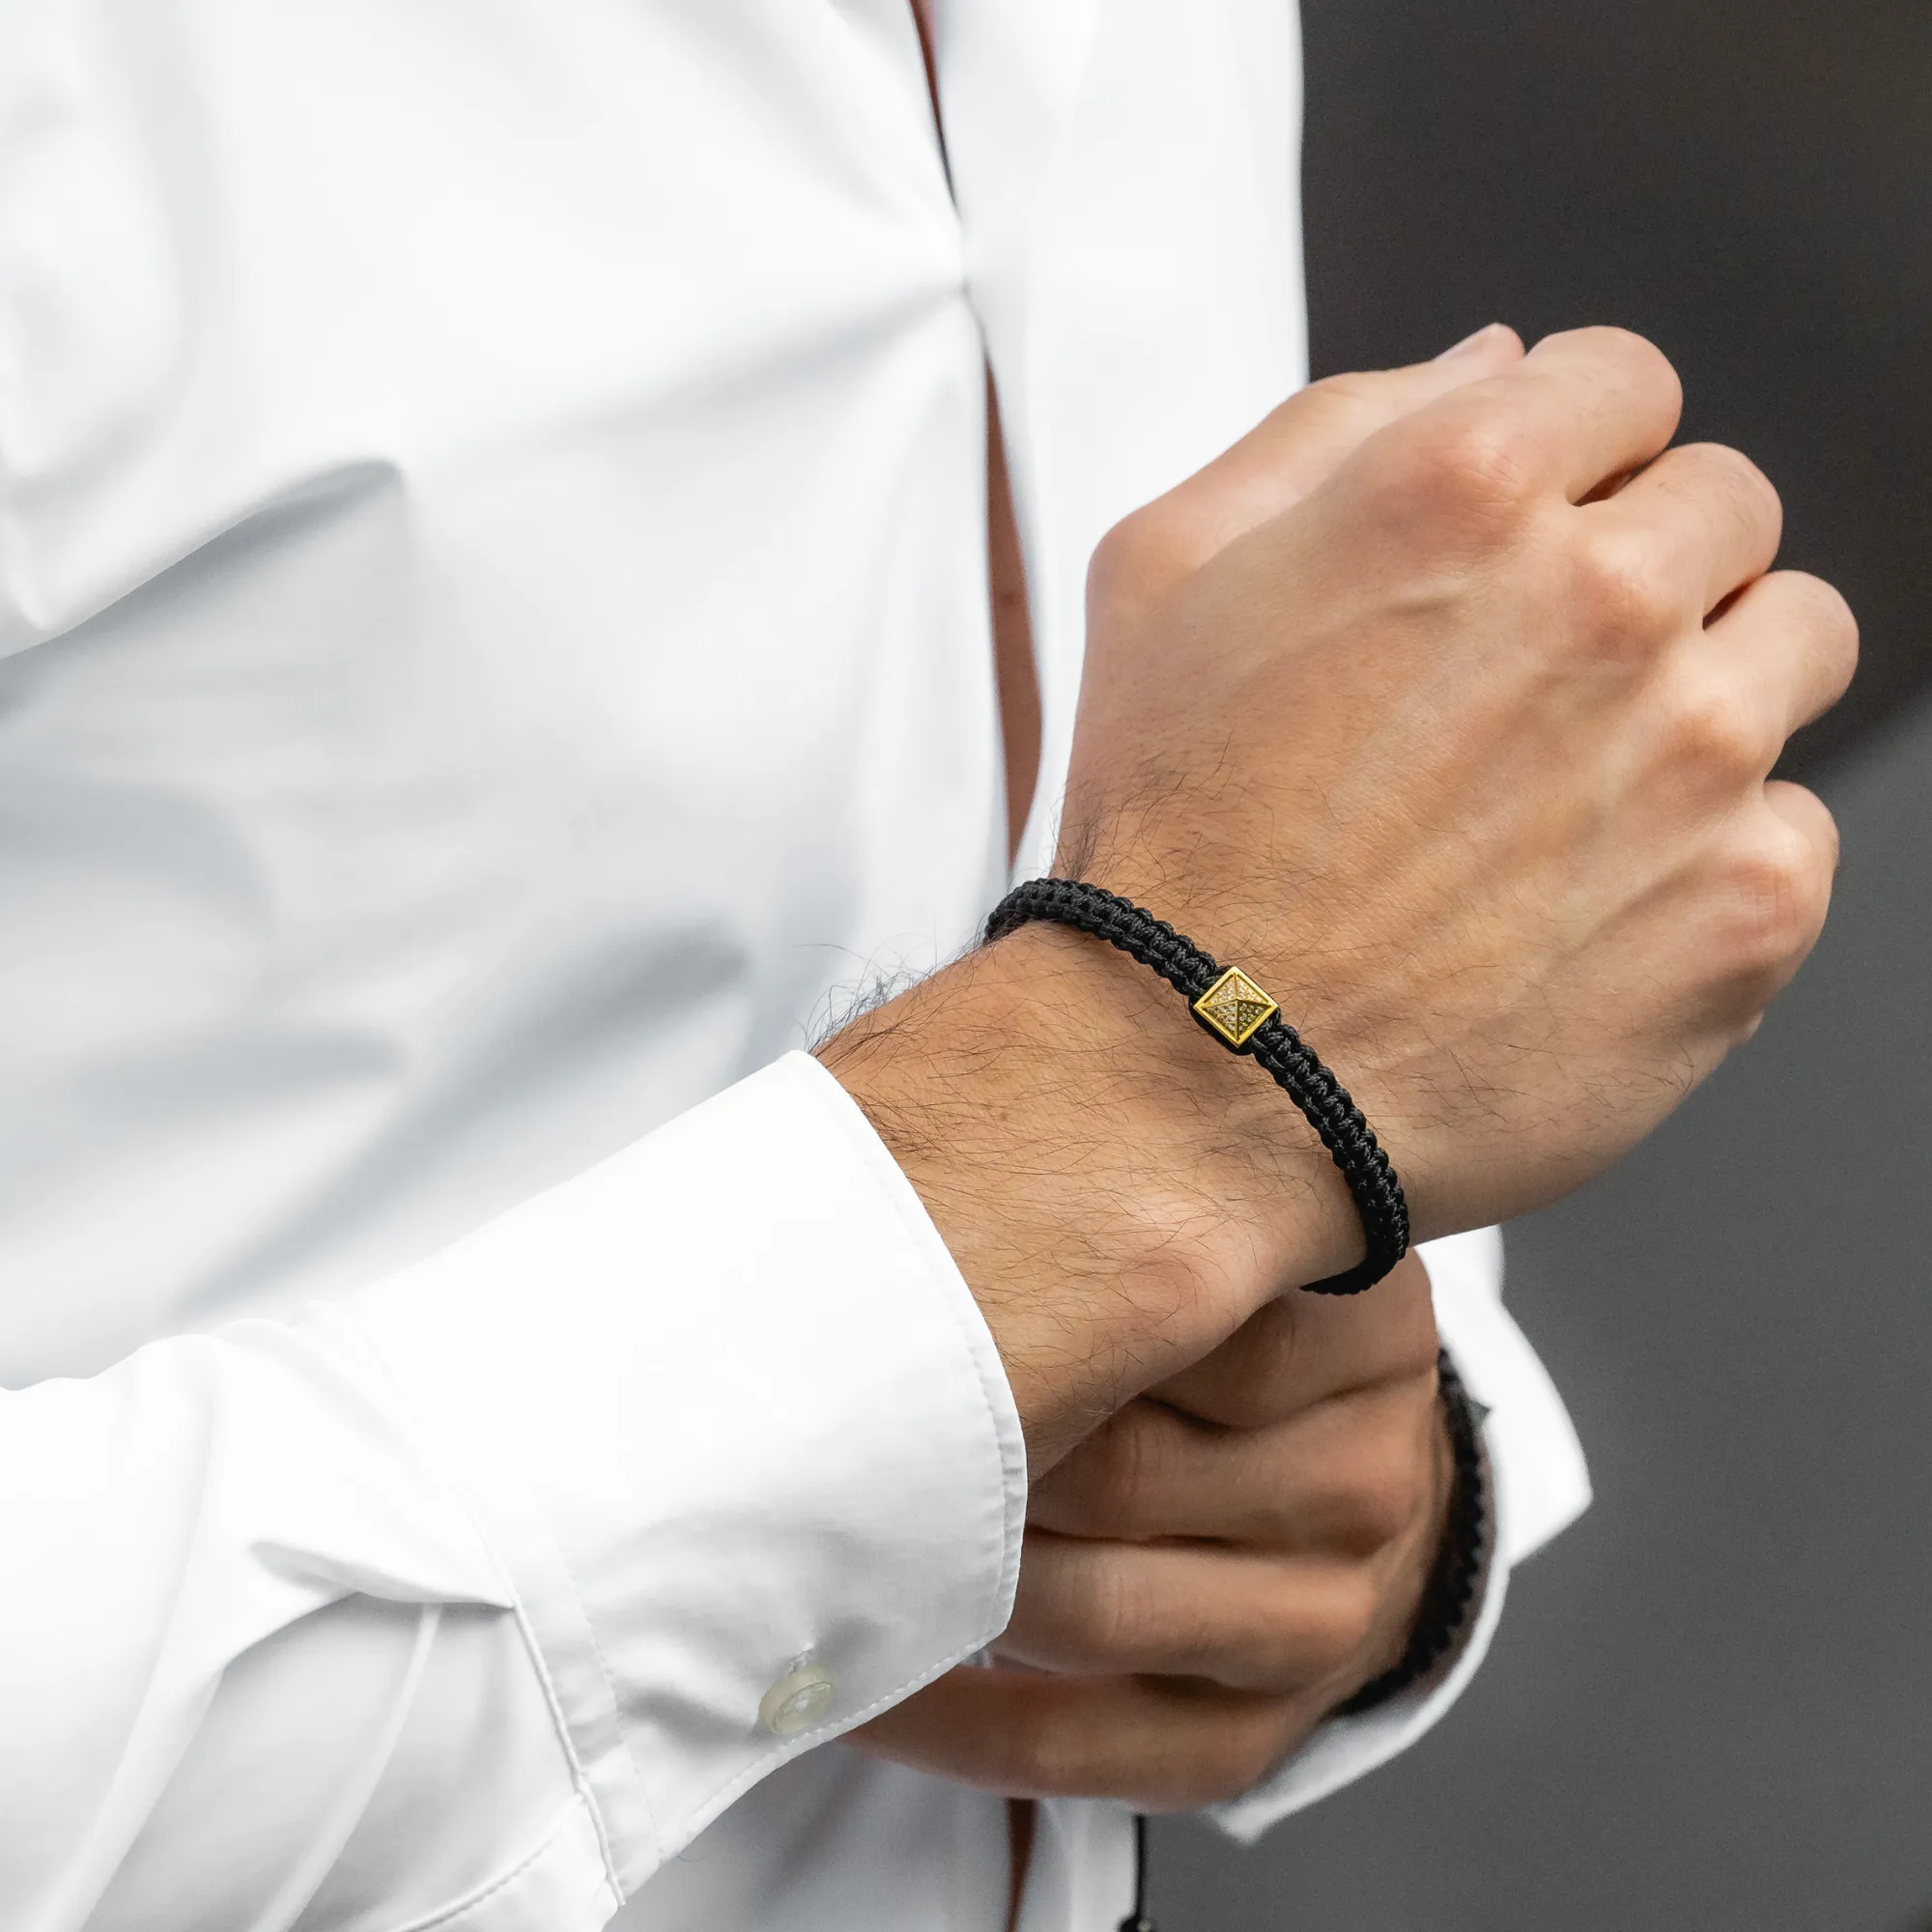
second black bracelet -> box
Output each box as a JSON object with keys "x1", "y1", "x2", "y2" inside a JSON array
[
  {"x1": 1333, "y1": 1348, "x2": 1489, "y2": 1714},
  {"x1": 984, "y1": 877, "x2": 1408, "y2": 1295}
]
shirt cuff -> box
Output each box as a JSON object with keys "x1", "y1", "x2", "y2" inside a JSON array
[
  {"x1": 348, "y1": 1051, "x2": 1028, "y2": 1898},
  {"x1": 1208, "y1": 1227, "x2": 1590, "y2": 1841}
]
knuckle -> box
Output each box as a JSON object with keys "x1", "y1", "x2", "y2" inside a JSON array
[
  {"x1": 1781, "y1": 569, "x2": 1861, "y2": 672},
  {"x1": 1007, "y1": 1706, "x2": 1087, "y2": 1795},
  {"x1": 1662, "y1": 665, "x2": 1772, "y2": 778},
  {"x1": 1145, "y1": 1704, "x2": 1315, "y2": 1811},
  {"x1": 1384, "y1": 1285, "x2": 1444, "y2": 1380},
  {"x1": 1300, "y1": 368, "x2": 1391, "y2": 419},
  {"x1": 1721, "y1": 819, "x2": 1828, "y2": 969},
  {"x1": 1172, "y1": 1297, "x2": 1308, "y2": 1430},
  {"x1": 1065, "y1": 1554, "x2": 1143, "y2": 1663},
  {"x1": 1573, "y1": 526, "x2": 1682, "y2": 646},
  {"x1": 1305, "y1": 1572, "x2": 1382, "y2": 1676},
  {"x1": 1085, "y1": 1408, "x2": 1165, "y2": 1528},
  {"x1": 1086, "y1": 503, "x2": 1190, "y2": 627},
  {"x1": 1386, "y1": 412, "x2": 1539, "y2": 528},
  {"x1": 1691, "y1": 441, "x2": 1783, "y2": 548},
  {"x1": 1305, "y1": 369, "x2": 1374, "y2": 405},
  {"x1": 1161, "y1": 1718, "x2": 1294, "y2": 1810},
  {"x1": 1350, "y1": 1443, "x2": 1433, "y2": 1550},
  {"x1": 1212, "y1": 1340, "x2": 1298, "y2": 1431},
  {"x1": 1556, "y1": 325, "x2": 1684, "y2": 413},
  {"x1": 1216, "y1": 1727, "x2": 1293, "y2": 1804},
  {"x1": 1649, "y1": 346, "x2": 1690, "y2": 422},
  {"x1": 1206, "y1": 1378, "x2": 1275, "y2": 1433}
]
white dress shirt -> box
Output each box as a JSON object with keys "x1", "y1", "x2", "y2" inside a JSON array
[{"x1": 0, "y1": 3, "x2": 1590, "y2": 1927}]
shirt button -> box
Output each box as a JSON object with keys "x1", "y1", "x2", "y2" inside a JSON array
[{"x1": 758, "y1": 1661, "x2": 837, "y2": 1737}]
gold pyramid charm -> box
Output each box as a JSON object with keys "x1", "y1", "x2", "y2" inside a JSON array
[{"x1": 1192, "y1": 965, "x2": 1279, "y2": 1048}]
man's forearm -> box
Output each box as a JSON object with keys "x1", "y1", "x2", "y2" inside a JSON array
[{"x1": 821, "y1": 918, "x2": 1357, "y2": 1469}]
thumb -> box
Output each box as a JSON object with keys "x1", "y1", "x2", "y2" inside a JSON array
[{"x1": 1094, "y1": 325, "x2": 1523, "y2": 624}]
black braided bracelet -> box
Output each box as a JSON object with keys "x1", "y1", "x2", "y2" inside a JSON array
[
  {"x1": 983, "y1": 878, "x2": 1408, "y2": 1295},
  {"x1": 1334, "y1": 1349, "x2": 1490, "y2": 1716}
]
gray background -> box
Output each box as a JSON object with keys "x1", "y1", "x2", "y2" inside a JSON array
[{"x1": 1153, "y1": 4, "x2": 1932, "y2": 1925}]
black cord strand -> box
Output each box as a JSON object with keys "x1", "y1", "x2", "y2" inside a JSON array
[
  {"x1": 1334, "y1": 1349, "x2": 1489, "y2": 1714},
  {"x1": 984, "y1": 878, "x2": 1408, "y2": 1294},
  {"x1": 1117, "y1": 1813, "x2": 1156, "y2": 1932}
]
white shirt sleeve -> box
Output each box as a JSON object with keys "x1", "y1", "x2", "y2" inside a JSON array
[
  {"x1": 1208, "y1": 1225, "x2": 1591, "y2": 1841},
  {"x1": 0, "y1": 1052, "x2": 1027, "y2": 1931}
]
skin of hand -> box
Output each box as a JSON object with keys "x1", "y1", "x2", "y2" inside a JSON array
[
  {"x1": 822, "y1": 323, "x2": 1855, "y2": 1478},
  {"x1": 1064, "y1": 323, "x2": 1855, "y2": 1247},
  {"x1": 850, "y1": 1252, "x2": 1454, "y2": 1808}
]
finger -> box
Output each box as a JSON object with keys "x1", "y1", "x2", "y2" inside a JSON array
[
  {"x1": 1151, "y1": 1248, "x2": 1438, "y2": 1427},
  {"x1": 1762, "y1": 779, "x2": 1841, "y2": 876},
  {"x1": 1030, "y1": 1377, "x2": 1440, "y2": 1549},
  {"x1": 848, "y1": 1666, "x2": 1314, "y2": 1811},
  {"x1": 1702, "y1": 569, "x2": 1859, "y2": 741},
  {"x1": 1584, "y1": 442, "x2": 1784, "y2": 619},
  {"x1": 1755, "y1": 780, "x2": 1841, "y2": 979},
  {"x1": 1395, "y1": 325, "x2": 1683, "y2": 507},
  {"x1": 1000, "y1": 1535, "x2": 1390, "y2": 1693},
  {"x1": 1676, "y1": 782, "x2": 1841, "y2": 1050},
  {"x1": 1093, "y1": 327, "x2": 1524, "y2": 616},
  {"x1": 1520, "y1": 326, "x2": 1686, "y2": 499}
]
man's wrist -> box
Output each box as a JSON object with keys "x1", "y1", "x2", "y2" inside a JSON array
[{"x1": 818, "y1": 921, "x2": 1362, "y2": 1469}]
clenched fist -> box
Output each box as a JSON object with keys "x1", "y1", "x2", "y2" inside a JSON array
[{"x1": 1066, "y1": 322, "x2": 1852, "y2": 1248}]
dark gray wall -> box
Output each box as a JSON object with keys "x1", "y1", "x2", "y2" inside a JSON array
[{"x1": 1151, "y1": 7, "x2": 1932, "y2": 1924}]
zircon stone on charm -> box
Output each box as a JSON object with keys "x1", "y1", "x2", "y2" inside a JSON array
[{"x1": 1190, "y1": 966, "x2": 1279, "y2": 1048}]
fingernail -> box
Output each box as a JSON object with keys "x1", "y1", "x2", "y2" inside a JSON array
[{"x1": 1435, "y1": 322, "x2": 1506, "y2": 362}]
